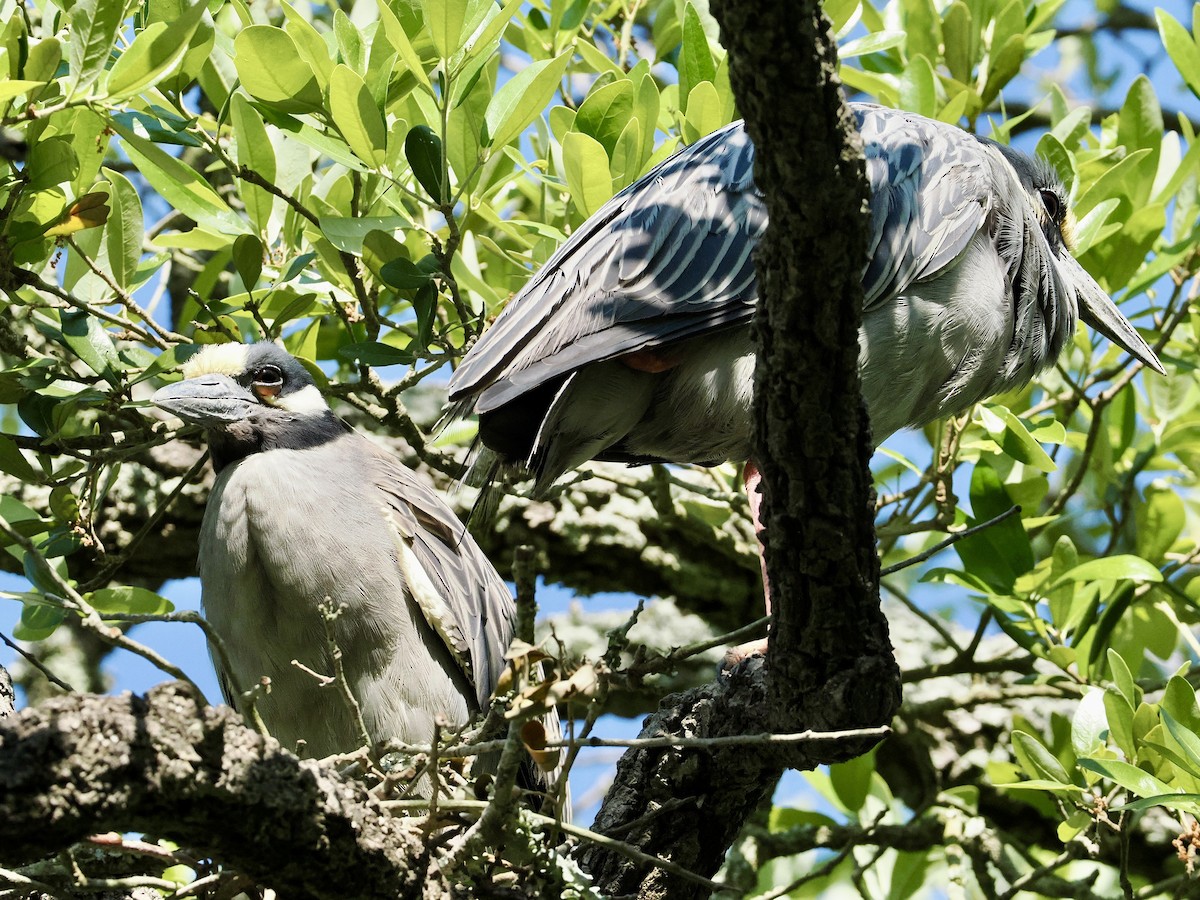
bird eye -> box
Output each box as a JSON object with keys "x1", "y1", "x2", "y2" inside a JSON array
[
  {"x1": 251, "y1": 365, "x2": 283, "y2": 400},
  {"x1": 1039, "y1": 188, "x2": 1062, "y2": 222}
]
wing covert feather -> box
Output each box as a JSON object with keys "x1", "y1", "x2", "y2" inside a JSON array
[
  {"x1": 366, "y1": 445, "x2": 514, "y2": 710},
  {"x1": 450, "y1": 104, "x2": 1004, "y2": 412}
]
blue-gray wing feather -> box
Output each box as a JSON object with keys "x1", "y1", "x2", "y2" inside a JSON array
[{"x1": 448, "y1": 104, "x2": 996, "y2": 411}]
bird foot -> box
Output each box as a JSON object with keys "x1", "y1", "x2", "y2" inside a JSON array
[{"x1": 720, "y1": 637, "x2": 768, "y2": 675}]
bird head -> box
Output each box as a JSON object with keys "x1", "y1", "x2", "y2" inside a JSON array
[
  {"x1": 993, "y1": 143, "x2": 1165, "y2": 376},
  {"x1": 152, "y1": 343, "x2": 341, "y2": 469}
]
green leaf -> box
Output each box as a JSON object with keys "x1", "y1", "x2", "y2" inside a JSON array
[
  {"x1": 111, "y1": 121, "x2": 250, "y2": 235},
  {"x1": 1071, "y1": 689, "x2": 1108, "y2": 756},
  {"x1": 978, "y1": 404, "x2": 1057, "y2": 472},
  {"x1": 1078, "y1": 757, "x2": 1175, "y2": 799},
  {"x1": 1104, "y1": 689, "x2": 1136, "y2": 760},
  {"x1": 232, "y1": 234, "x2": 264, "y2": 292},
  {"x1": 1162, "y1": 675, "x2": 1200, "y2": 732},
  {"x1": 281, "y1": 2, "x2": 334, "y2": 89},
  {"x1": 0, "y1": 435, "x2": 38, "y2": 482},
  {"x1": 482, "y1": 51, "x2": 571, "y2": 150},
  {"x1": 952, "y1": 460, "x2": 1031, "y2": 592},
  {"x1": 1108, "y1": 648, "x2": 1138, "y2": 706},
  {"x1": 231, "y1": 93, "x2": 276, "y2": 233},
  {"x1": 1117, "y1": 75, "x2": 1164, "y2": 156},
  {"x1": 609, "y1": 116, "x2": 642, "y2": 191},
  {"x1": 1070, "y1": 198, "x2": 1120, "y2": 255},
  {"x1": 829, "y1": 749, "x2": 875, "y2": 812},
  {"x1": 902, "y1": 0, "x2": 941, "y2": 63},
  {"x1": 26, "y1": 138, "x2": 79, "y2": 192},
  {"x1": 1111, "y1": 793, "x2": 1200, "y2": 814},
  {"x1": 562, "y1": 130, "x2": 613, "y2": 217},
  {"x1": 1048, "y1": 556, "x2": 1163, "y2": 591},
  {"x1": 69, "y1": 0, "x2": 125, "y2": 98},
  {"x1": 405, "y1": 125, "x2": 445, "y2": 202},
  {"x1": 678, "y1": 1, "x2": 715, "y2": 112},
  {"x1": 378, "y1": 1, "x2": 431, "y2": 92},
  {"x1": 1135, "y1": 485, "x2": 1185, "y2": 563},
  {"x1": 0, "y1": 80, "x2": 46, "y2": 102},
  {"x1": 329, "y1": 64, "x2": 387, "y2": 167},
  {"x1": 380, "y1": 256, "x2": 433, "y2": 290},
  {"x1": 319, "y1": 216, "x2": 410, "y2": 254},
  {"x1": 87, "y1": 585, "x2": 174, "y2": 614},
  {"x1": 898, "y1": 54, "x2": 937, "y2": 119},
  {"x1": 61, "y1": 311, "x2": 119, "y2": 382},
  {"x1": 982, "y1": 33, "x2": 1023, "y2": 105},
  {"x1": 942, "y1": 2, "x2": 975, "y2": 82},
  {"x1": 1162, "y1": 710, "x2": 1200, "y2": 772},
  {"x1": 103, "y1": 168, "x2": 144, "y2": 291},
  {"x1": 1157, "y1": 8, "x2": 1200, "y2": 98},
  {"x1": 679, "y1": 497, "x2": 732, "y2": 528},
  {"x1": 683, "y1": 80, "x2": 723, "y2": 142},
  {"x1": 1012, "y1": 730, "x2": 1072, "y2": 785},
  {"x1": 15, "y1": 601, "x2": 66, "y2": 641},
  {"x1": 575, "y1": 79, "x2": 635, "y2": 156},
  {"x1": 256, "y1": 106, "x2": 368, "y2": 173},
  {"x1": 338, "y1": 341, "x2": 414, "y2": 367},
  {"x1": 106, "y1": 0, "x2": 208, "y2": 99},
  {"x1": 233, "y1": 26, "x2": 323, "y2": 112},
  {"x1": 838, "y1": 30, "x2": 906, "y2": 58},
  {"x1": 424, "y1": 0, "x2": 470, "y2": 58}
]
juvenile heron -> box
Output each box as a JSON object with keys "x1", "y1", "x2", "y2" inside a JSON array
[
  {"x1": 152, "y1": 343, "x2": 560, "y2": 799},
  {"x1": 448, "y1": 103, "x2": 1161, "y2": 493}
]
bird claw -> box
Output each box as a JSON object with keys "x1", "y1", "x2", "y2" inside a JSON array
[{"x1": 720, "y1": 638, "x2": 768, "y2": 676}]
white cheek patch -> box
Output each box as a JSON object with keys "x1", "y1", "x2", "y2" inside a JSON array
[
  {"x1": 273, "y1": 384, "x2": 330, "y2": 415},
  {"x1": 182, "y1": 343, "x2": 251, "y2": 379}
]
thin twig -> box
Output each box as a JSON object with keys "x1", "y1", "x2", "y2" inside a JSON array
[
  {"x1": 98, "y1": 608, "x2": 241, "y2": 700},
  {"x1": 318, "y1": 598, "x2": 372, "y2": 751},
  {"x1": 0, "y1": 515, "x2": 205, "y2": 700},
  {"x1": 422, "y1": 725, "x2": 894, "y2": 760},
  {"x1": 65, "y1": 236, "x2": 185, "y2": 347},
  {"x1": 880, "y1": 505, "x2": 1021, "y2": 577},
  {"x1": 386, "y1": 798, "x2": 734, "y2": 895},
  {"x1": 81, "y1": 451, "x2": 210, "y2": 592},
  {"x1": 0, "y1": 631, "x2": 75, "y2": 693}
]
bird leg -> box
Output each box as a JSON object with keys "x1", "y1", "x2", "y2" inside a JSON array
[{"x1": 723, "y1": 458, "x2": 771, "y2": 669}]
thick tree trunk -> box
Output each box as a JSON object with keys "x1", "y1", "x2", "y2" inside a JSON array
[{"x1": 579, "y1": 1, "x2": 902, "y2": 896}]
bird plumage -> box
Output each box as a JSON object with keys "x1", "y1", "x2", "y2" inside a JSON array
[
  {"x1": 152, "y1": 343, "x2": 539, "y2": 772},
  {"x1": 447, "y1": 104, "x2": 1162, "y2": 491}
]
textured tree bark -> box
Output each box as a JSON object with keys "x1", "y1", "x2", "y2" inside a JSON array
[
  {"x1": 578, "y1": 0, "x2": 901, "y2": 895},
  {"x1": 0, "y1": 685, "x2": 425, "y2": 900}
]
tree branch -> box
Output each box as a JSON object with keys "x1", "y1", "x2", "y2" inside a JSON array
[
  {"x1": 0, "y1": 684, "x2": 426, "y2": 900},
  {"x1": 579, "y1": 0, "x2": 901, "y2": 894}
]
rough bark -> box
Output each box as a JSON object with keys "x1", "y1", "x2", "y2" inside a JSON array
[
  {"x1": 0, "y1": 664, "x2": 13, "y2": 718},
  {"x1": 577, "y1": 1, "x2": 901, "y2": 896},
  {"x1": 0, "y1": 684, "x2": 426, "y2": 900}
]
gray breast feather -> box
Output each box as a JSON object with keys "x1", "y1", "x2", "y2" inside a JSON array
[{"x1": 197, "y1": 432, "x2": 514, "y2": 754}]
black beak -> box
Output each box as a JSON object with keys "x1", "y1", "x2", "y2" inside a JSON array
[
  {"x1": 151, "y1": 375, "x2": 256, "y2": 427},
  {"x1": 1060, "y1": 253, "x2": 1165, "y2": 374}
]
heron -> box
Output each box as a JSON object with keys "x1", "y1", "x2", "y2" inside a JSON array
[
  {"x1": 152, "y1": 342, "x2": 563, "y2": 802},
  {"x1": 446, "y1": 103, "x2": 1163, "y2": 654}
]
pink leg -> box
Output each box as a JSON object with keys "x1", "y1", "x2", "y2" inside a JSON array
[
  {"x1": 743, "y1": 458, "x2": 770, "y2": 614},
  {"x1": 723, "y1": 458, "x2": 771, "y2": 670}
]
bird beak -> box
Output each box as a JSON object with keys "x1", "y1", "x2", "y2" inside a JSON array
[
  {"x1": 1060, "y1": 254, "x2": 1165, "y2": 374},
  {"x1": 151, "y1": 375, "x2": 256, "y2": 427}
]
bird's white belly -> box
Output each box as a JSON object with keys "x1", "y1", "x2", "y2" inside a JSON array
[
  {"x1": 199, "y1": 451, "x2": 471, "y2": 758},
  {"x1": 618, "y1": 236, "x2": 1014, "y2": 461}
]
